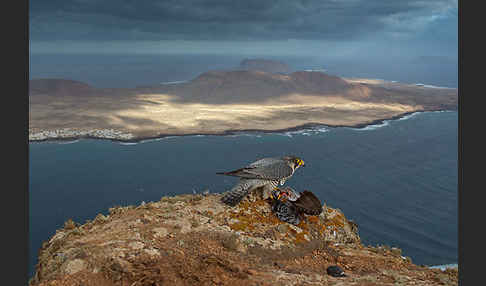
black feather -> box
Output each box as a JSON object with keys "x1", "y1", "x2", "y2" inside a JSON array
[
  {"x1": 293, "y1": 190, "x2": 322, "y2": 216},
  {"x1": 271, "y1": 199, "x2": 301, "y2": 225}
]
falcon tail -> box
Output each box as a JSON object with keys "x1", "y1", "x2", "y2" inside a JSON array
[{"x1": 220, "y1": 180, "x2": 252, "y2": 207}]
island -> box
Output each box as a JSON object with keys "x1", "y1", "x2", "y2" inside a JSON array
[
  {"x1": 29, "y1": 69, "x2": 458, "y2": 143},
  {"x1": 29, "y1": 190, "x2": 458, "y2": 285}
]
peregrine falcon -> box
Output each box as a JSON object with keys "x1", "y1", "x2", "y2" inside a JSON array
[{"x1": 217, "y1": 156, "x2": 305, "y2": 206}]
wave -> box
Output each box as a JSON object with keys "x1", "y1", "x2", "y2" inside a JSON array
[
  {"x1": 347, "y1": 109, "x2": 455, "y2": 131},
  {"x1": 228, "y1": 133, "x2": 262, "y2": 138},
  {"x1": 56, "y1": 139, "x2": 80, "y2": 145},
  {"x1": 160, "y1": 80, "x2": 188, "y2": 85},
  {"x1": 429, "y1": 263, "x2": 458, "y2": 271},
  {"x1": 117, "y1": 136, "x2": 182, "y2": 145},
  {"x1": 280, "y1": 126, "x2": 330, "y2": 137},
  {"x1": 139, "y1": 137, "x2": 171, "y2": 143},
  {"x1": 415, "y1": 83, "x2": 455, "y2": 89},
  {"x1": 102, "y1": 110, "x2": 456, "y2": 144},
  {"x1": 430, "y1": 110, "x2": 453, "y2": 113},
  {"x1": 118, "y1": 142, "x2": 139, "y2": 146},
  {"x1": 397, "y1": 112, "x2": 420, "y2": 121},
  {"x1": 351, "y1": 120, "x2": 390, "y2": 131}
]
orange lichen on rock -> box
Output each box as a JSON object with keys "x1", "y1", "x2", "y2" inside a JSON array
[
  {"x1": 30, "y1": 193, "x2": 456, "y2": 286},
  {"x1": 228, "y1": 199, "x2": 283, "y2": 233},
  {"x1": 307, "y1": 215, "x2": 320, "y2": 224}
]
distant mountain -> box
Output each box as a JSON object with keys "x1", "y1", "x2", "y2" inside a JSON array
[
  {"x1": 29, "y1": 79, "x2": 95, "y2": 96},
  {"x1": 239, "y1": 58, "x2": 290, "y2": 74},
  {"x1": 160, "y1": 70, "x2": 355, "y2": 103},
  {"x1": 29, "y1": 70, "x2": 458, "y2": 111},
  {"x1": 29, "y1": 70, "x2": 352, "y2": 102}
]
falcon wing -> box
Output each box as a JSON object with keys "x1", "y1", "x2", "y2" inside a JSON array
[
  {"x1": 247, "y1": 157, "x2": 283, "y2": 168},
  {"x1": 217, "y1": 157, "x2": 293, "y2": 180},
  {"x1": 294, "y1": 191, "x2": 322, "y2": 215},
  {"x1": 241, "y1": 159, "x2": 293, "y2": 180}
]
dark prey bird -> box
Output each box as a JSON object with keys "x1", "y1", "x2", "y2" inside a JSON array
[
  {"x1": 270, "y1": 189, "x2": 301, "y2": 225},
  {"x1": 278, "y1": 187, "x2": 323, "y2": 216},
  {"x1": 270, "y1": 187, "x2": 323, "y2": 225},
  {"x1": 218, "y1": 156, "x2": 305, "y2": 206}
]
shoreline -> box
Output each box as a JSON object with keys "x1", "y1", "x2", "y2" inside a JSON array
[{"x1": 29, "y1": 108, "x2": 456, "y2": 144}]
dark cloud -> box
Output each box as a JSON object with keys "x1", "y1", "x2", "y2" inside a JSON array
[{"x1": 29, "y1": 0, "x2": 457, "y2": 41}]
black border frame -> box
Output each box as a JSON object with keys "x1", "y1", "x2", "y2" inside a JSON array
[{"x1": 9, "y1": 0, "x2": 29, "y2": 284}]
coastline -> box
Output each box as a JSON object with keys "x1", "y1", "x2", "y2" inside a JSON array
[
  {"x1": 29, "y1": 72, "x2": 458, "y2": 145},
  {"x1": 29, "y1": 108, "x2": 455, "y2": 144}
]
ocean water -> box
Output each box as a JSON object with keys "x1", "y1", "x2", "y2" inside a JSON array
[
  {"x1": 29, "y1": 110, "x2": 458, "y2": 277},
  {"x1": 29, "y1": 53, "x2": 458, "y2": 88}
]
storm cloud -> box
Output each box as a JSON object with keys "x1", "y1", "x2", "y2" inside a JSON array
[{"x1": 30, "y1": 0, "x2": 457, "y2": 42}]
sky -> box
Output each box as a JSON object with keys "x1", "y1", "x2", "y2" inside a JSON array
[
  {"x1": 29, "y1": 0, "x2": 458, "y2": 87},
  {"x1": 30, "y1": 0, "x2": 457, "y2": 56}
]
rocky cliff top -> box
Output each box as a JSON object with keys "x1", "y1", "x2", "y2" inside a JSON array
[{"x1": 30, "y1": 189, "x2": 458, "y2": 286}]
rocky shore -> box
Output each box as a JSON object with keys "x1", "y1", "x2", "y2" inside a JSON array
[
  {"x1": 28, "y1": 109, "x2": 455, "y2": 144},
  {"x1": 29, "y1": 190, "x2": 458, "y2": 286},
  {"x1": 29, "y1": 128, "x2": 135, "y2": 142}
]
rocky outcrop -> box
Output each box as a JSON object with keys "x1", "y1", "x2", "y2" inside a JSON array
[{"x1": 30, "y1": 190, "x2": 458, "y2": 286}]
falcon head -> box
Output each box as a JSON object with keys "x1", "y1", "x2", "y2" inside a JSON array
[{"x1": 283, "y1": 156, "x2": 305, "y2": 169}]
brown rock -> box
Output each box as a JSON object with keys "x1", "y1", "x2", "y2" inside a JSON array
[
  {"x1": 29, "y1": 193, "x2": 458, "y2": 286},
  {"x1": 62, "y1": 259, "x2": 86, "y2": 275}
]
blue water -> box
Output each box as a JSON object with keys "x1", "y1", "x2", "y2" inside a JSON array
[
  {"x1": 29, "y1": 53, "x2": 458, "y2": 89},
  {"x1": 28, "y1": 110, "x2": 458, "y2": 277}
]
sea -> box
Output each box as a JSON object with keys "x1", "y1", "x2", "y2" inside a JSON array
[{"x1": 29, "y1": 53, "x2": 458, "y2": 277}]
